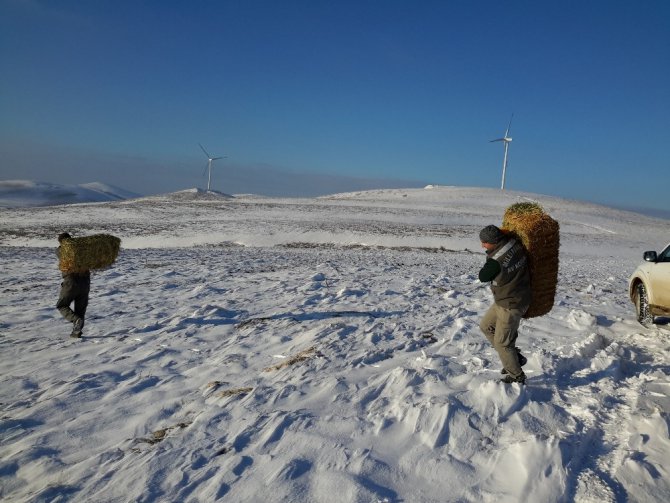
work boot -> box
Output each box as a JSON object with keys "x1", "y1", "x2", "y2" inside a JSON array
[
  {"x1": 501, "y1": 349, "x2": 527, "y2": 374},
  {"x1": 71, "y1": 318, "x2": 84, "y2": 338},
  {"x1": 500, "y1": 372, "x2": 526, "y2": 384}
]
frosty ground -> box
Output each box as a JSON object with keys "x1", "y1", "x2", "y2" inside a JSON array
[{"x1": 1, "y1": 186, "x2": 668, "y2": 502}]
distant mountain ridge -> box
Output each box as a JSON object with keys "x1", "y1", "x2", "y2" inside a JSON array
[
  {"x1": 1, "y1": 179, "x2": 667, "y2": 221},
  {"x1": 0, "y1": 180, "x2": 140, "y2": 208}
]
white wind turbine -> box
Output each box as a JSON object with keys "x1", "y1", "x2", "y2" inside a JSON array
[
  {"x1": 199, "y1": 143, "x2": 224, "y2": 192},
  {"x1": 490, "y1": 114, "x2": 513, "y2": 190}
]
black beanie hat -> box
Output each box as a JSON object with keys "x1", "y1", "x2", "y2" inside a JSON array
[{"x1": 479, "y1": 225, "x2": 504, "y2": 244}]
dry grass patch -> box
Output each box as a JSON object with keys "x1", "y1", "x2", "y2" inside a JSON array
[
  {"x1": 217, "y1": 386, "x2": 253, "y2": 398},
  {"x1": 134, "y1": 421, "x2": 192, "y2": 447},
  {"x1": 263, "y1": 347, "x2": 318, "y2": 372}
]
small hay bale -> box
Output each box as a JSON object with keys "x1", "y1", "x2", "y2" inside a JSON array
[
  {"x1": 59, "y1": 234, "x2": 121, "y2": 273},
  {"x1": 502, "y1": 202, "x2": 560, "y2": 318}
]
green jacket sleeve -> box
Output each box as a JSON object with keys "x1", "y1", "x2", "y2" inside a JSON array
[{"x1": 478, "y1": 257, "x2": 501, "y2": 282}]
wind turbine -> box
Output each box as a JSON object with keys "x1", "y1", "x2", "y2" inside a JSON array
[
  {"x1": 198, "y1": 143, "x2": 224, "y2": 192},
  {"x1": 490, "y1": 114, "x2": 513, "y2": 190}
]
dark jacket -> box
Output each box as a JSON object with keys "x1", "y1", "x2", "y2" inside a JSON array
[{"x1": 479, "y1": 236, "x2": 531, "y2": 309}]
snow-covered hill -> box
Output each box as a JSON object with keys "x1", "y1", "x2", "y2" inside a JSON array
[
  {"x1": 0, "y1": 180, "x2": 140, "y2": 207},
  {"x1": 138, "y1": 187, "x2": 235, "y2": 202},
  {"x1": 0, "y1": 186, "x2": 668, "y2": 502}
]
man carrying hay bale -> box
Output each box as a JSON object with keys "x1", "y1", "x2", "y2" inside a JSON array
[
  {"x1": 55, "y1": 231, "x2": 120, "y2": 338},
  {"x1": 478, "y1": 224, "x2": 531, "y2": 384},
  {"x1": 56, "y1": 232, "x2": 90, "y2": 338}
]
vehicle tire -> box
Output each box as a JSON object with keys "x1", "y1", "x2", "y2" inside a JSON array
[{"x1": 635, "y1": 283, "x2": 654, "y2": 327}]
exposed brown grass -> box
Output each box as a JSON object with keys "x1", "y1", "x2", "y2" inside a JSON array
[
  {"x1": 263, "y1": 347, "x2": 317, "y2": 372},
  {"x1": 217, "y1": 387, "x2": 253, "y2": 398},
  {"x1": 135, "y1": 421, "x2": 192, "y2": 446}
]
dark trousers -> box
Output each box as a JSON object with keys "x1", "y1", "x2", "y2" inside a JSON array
[{"x1": 57, "y1": 274, "x2": 90, "y2": 324}]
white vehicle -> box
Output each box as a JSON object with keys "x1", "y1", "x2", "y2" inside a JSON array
[{"x1": 629, "y1": 242, "x2": 670, "y2": 326}]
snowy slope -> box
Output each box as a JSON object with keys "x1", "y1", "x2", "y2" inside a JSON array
[
  {"x1": 0, "y1": 186, "x2": 668, "y2": 503},
  {"x1": 0, "y1": 180, "x2": 140, "y2": 207}
]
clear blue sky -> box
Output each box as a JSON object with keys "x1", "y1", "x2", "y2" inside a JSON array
[{"x1": 1, "y1": 0, "x2": 668, "y2": 213}]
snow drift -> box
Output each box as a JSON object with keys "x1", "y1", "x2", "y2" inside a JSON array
[{"x1": 0, "y1": 186, "x2": 668, "y2": 502}]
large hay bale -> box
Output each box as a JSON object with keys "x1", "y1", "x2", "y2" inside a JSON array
[
  {"x1": 502, "y1": 202, "x2": 559, "y2": 318},
  {"x1": 59, "y1": 234, "x2": 121, "y2": 273}
]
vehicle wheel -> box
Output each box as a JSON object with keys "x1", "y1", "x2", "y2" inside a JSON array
[{"x1": 635, "y1": 283, "x2": 654, "y2": 327}]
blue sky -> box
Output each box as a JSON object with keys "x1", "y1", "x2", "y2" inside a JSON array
[{"x1": 1, "y1": 0, "x2": 668, "y2": 213}]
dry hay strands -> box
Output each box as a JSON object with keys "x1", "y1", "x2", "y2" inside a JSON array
[
  {"x1": 263, "y1": 346, "x2": 318, "y2": 372},
  {"x1": 206, "y1": 380, "x2": 223, "y2": 389},
  {"x1": 59, "y1": 234, "x2": 121, "y2": 273},
  {"x1": 135, "y1": 421, "x2": 192, "y2": 446},
  {"x1": 502, "y1": 202, "x2": 560, "y2": 318},
  {"x1": 217, "y1": 386, "x2": 253, "y2": 398}
]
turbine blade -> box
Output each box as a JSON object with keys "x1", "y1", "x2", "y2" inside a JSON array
[
  {"x1": 212, "y1": 156, "x2": 224, "y2": 161},
  {"x1": 490, "y1": 138, "x2": 504, "y2": 142},
  {"x1": 202, "y1": 162, "x2": 209, "y2": 176},
  {"x1": 505, "y1": 113, "x2": 514, "y2": 137},
  {"x1": 199, "y1": 143, "x2": 211, "y2": 158}
]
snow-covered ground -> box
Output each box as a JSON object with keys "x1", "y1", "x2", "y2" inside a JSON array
[{"x1": 1, "y1": 186, "x2": 668, "y2": 503}]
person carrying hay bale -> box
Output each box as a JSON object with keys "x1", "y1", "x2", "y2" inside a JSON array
[
  {"x1": 56, "y1": 232, "x2": 90, "y2": 338},
  {"x1": 55, "y1": 232, "x2": 120, "y2": 338},
  {"x1": 477, "y1": 224, "x2": 531, "y2": 384}
]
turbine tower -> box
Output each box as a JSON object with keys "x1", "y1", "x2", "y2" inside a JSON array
[
  {"x1": 199, "y1": 143, "x2": 224, "y2": 192},
  {"x1": 490, "y1": 115, "x2": 513, "y2": 190}
]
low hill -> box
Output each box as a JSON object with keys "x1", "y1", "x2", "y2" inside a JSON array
[{"x1": 0, "y1": 180, "x2": 139, "y2": 207}]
